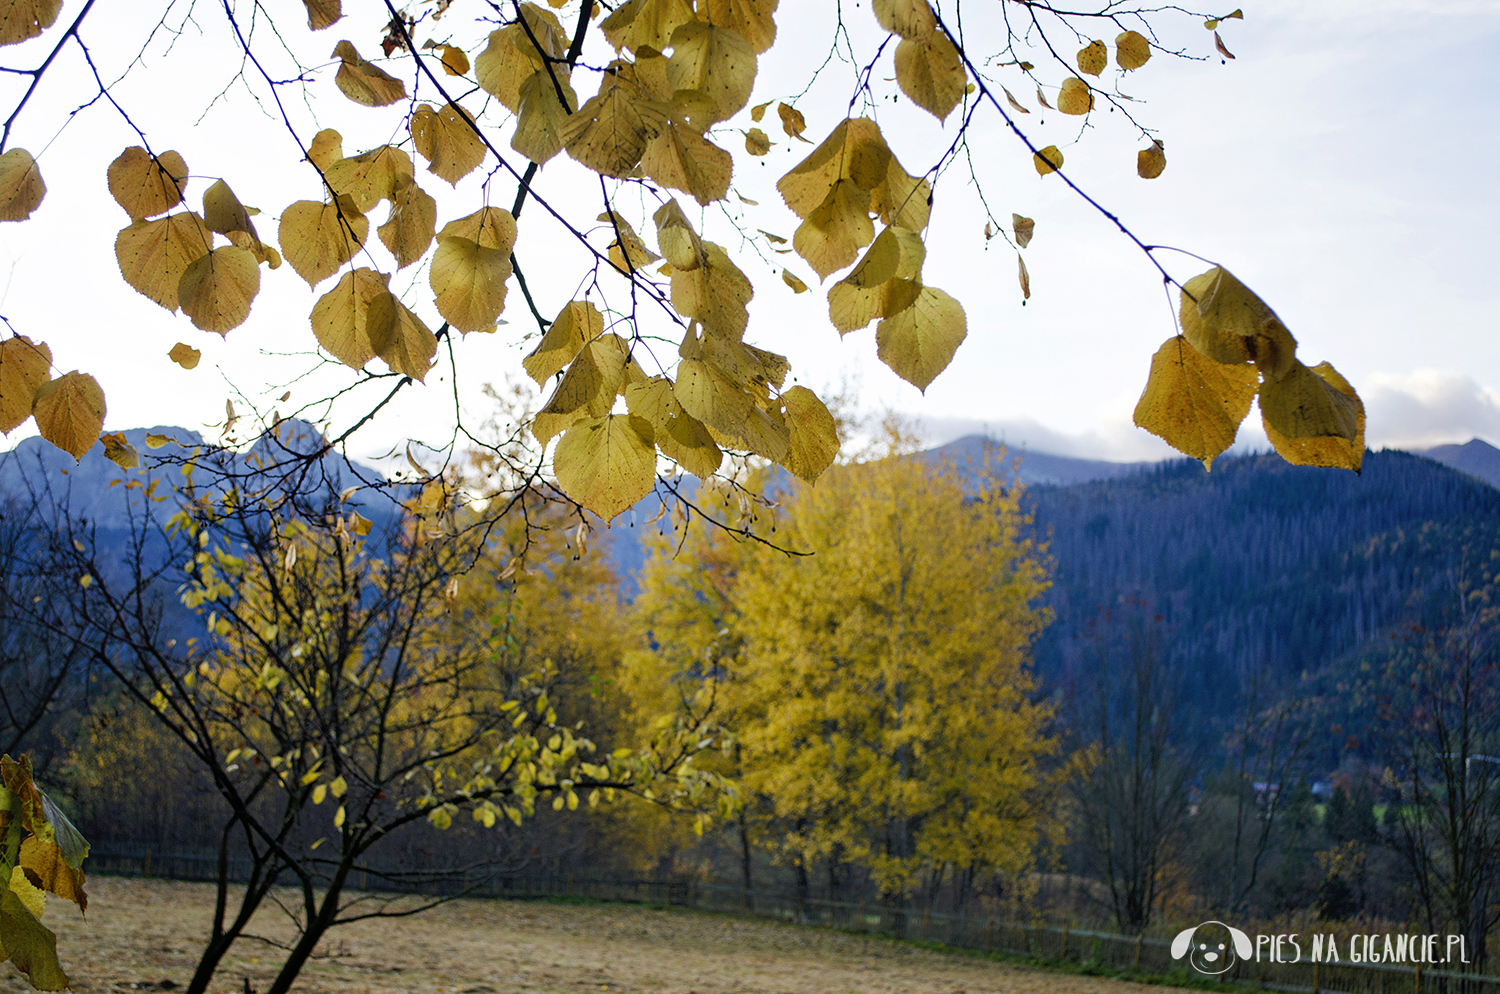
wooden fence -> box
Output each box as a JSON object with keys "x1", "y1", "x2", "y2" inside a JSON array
[{"x1": 89, "y1": 846, "x2": 1499, "y2": 994}]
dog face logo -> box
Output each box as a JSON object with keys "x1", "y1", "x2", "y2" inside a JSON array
[{"x1": 1171, "y1": 921, "x2": 1253, "y2": 975}]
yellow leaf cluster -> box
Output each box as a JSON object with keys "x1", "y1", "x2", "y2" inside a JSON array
[
  {"x1": 870, "y1": 0, "x2": 965, "y2": 121},
  {"x1": 476, "y1": 5, "x2": 577, "y2": 164},
  {"x1": 311, "y1": 268, "x2": 436, "y2": 380}
]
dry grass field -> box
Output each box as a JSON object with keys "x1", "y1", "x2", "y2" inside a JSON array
[{"x1": 9, "y1": 877, "x2": 1178, "y2": 994}]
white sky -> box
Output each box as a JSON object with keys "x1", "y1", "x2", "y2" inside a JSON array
[{"x1": 1, "y1": 0, "x2": 1497, "y2": 465}]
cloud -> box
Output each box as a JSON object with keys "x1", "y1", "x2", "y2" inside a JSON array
[{"x1": 1363, "y1": 370, "x2": 1500, "y2": 449}]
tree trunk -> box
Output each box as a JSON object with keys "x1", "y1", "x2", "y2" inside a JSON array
[{"x1": 738, "y1": 813, "x2": 753, "y2": 911}]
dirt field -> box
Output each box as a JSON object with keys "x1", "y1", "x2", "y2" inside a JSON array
[{"x1": 11, "y1": 877, "x2": 1176, "y2": 994}]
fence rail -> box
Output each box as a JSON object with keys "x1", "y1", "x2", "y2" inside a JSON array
[{"x1": 89, "y1": 846, "x2": 1499, "y2": 994}]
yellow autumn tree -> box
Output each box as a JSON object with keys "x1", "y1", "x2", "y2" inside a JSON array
[{"x1": 631, "y1": 435, "x2": 1058, "y2": 906}]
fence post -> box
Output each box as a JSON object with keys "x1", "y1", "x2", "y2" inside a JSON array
[
  {"x1": 1134, "y1": 932, "x2": 1143, "y2": 972},
  {"x1": 921, "y1": 906, "x2": 931, "y2": 941},
  {"x1": 1061, "y1": 924, "x2": 1069, "y2": 963},
  {"x1": 1413, "y1": 962, "x2": 1419, "y2": 994}
]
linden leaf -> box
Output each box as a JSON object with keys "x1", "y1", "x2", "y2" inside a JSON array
[
  {"x1": 670, "y1": 243, "x2": 753, "y2": 340},
  {"x1": 1077, "y1": 40, "x2": 1107, "y2": 76},
  {"x1": 642, "y1": 122, "x2": 732, "y2": 206},
  {"x1": 0, "y1": 0, "x2": 61, "y2": 46},
  {"x1": 302, "y1": 0, "x2": 341, "y2": 29},
  {"x1": 377, "y1": 178, "x2": 437, "y2": 269},
  {"x1": 563, "y1": 65, "x2": 669, "y2": 177},
  {"x1": 794, "y1": 180, "x2": 874, "y2": 280},
  {"x1": 437, "y1": 205, "x2": 518, "y2": 252},
  {"x1": 32, "y1": 371, "x2": 105, "y2": 462},
  {"x1": 1017, "y1": 252, "x2": 1030, "y2": 300},
  {"x1": 1035, "y1": 86, "x2": 1053, "y2": 111},
  {"x1": 438, "y1": 44, "x2": 469, "y2": 76},
  {"x1": 1000, "y1": 86, "x2": 1030, "y2": 115},
  {"x1": 624, "y1": 377, "x2": 721, "y2": 479},
  {"x1": 332, "y1": 40, "x2": 407, "y2": 107},
  {"x1": 168, "y1": 343, "x2": 202, "y2": 369},
  {"x1": 827, "y1": 225, "x2": 924, "y2": 334},
  {"x1": 307, "y1": 128, "x2": 344, "y2": 171},
  {"x1": 202, "y1": 179, "x2": 257, "y2": 241},
  {"x1": 1012, "y1": 213, "x2": 1034, "y2": 248},
  {"x1": 0, "y1": 336, "x2": 50, "y2": 434},
  {"x1": 107, "y1": 147, "x2": 188, "y2": 221},
  {"x1": 0, "y1": 888, "x2": 68, "y2": 990},
  {"x1": 600, "y1": 0, "x2": 696, "y2": 53},
  {"x1": 779, "y1": 385, "x2": 838, "y2": 481},
  {"x1": 325, "y1": 144, "x2": 414, "y2": 212},
  {"x1": 144, "y1": 433, "x2": 172, "y2": 448},
  {"x1": 1133, "y1": 335, "x2": 1257, "y2": 468},
  {"x1": 867, "y1": 155, "x2": 930, "y2": 232},
  {"x1": 115, "y1": 212, "x2": 212, "y2": 312},
  {"x1": 750, "y1": 100, "x2": 771, "y2": 122},
  {"x1": 534, "y1": 334, "x2": 631, "y2": 444},
  {"x1": 744, "y1": 128, "x2": 771, "y2": 156},
  {"x1": 894, "y1": 30, "x2": 966, "y2": 122},
  {"x1": 512, "y1": 71, "x2": 578, "y2": 164},
  {"x1": 666, "y1": 22, "x2": 756, "y2": 125},
  {"x1": 378, "y1": 297, "x2": 437, "y2": 381},
  {"x1": 653, "y1": 199, "x2": 705, "y2": 270},
  {"x1": 430, "y1": 208, "x2": 517, "y2": 333},
  {"x1": 475, "y1": 7, "x2": 568, "y2": 113},
  {"x1": 1178, "y1": 267, "x2": 1297, "y2": 380},
  {"x1": 0, "y1": 148, "x2": 45, "y2": 221},
  {"x1": 1116, "y1": 30, "x2": 1151, "y2": 70},
  {"x1": 1261, "y1": 360, "x2": 1365, "y2": 471},
  {"x1": 697, "y1": 0, "x2": 778, "y2": 53},
  {"x1": 278, "y1": 199, "x2": 369, "y2": 287},
  {"x1": 1138, "y1": 139, "x2": 1166, "y2": 179},
  {"x1": 411, "y1": 103, "x2": 487, "y2": 185},
  {"x1": 776, "y1": 118, "x2": 890, "y2": 219},
  {"x1": 1033, "y1": 145, "x2": 1063, "y2": 176},
  {"x1": 874, "y1": 284, "x2": 966, "y2": 392},
  {"x1": 1214, "y1": 31, "x2": 1235, "y2": 60},
  {"x1": 600, "y1": 211, "x2": 660, "y2": 272},
  {"x1": 782, "y1": 270, "x2": 808, "y2": 293},
  {"x1": 99, "y1": 431, "x2": 138, "y2": 471},
  {"x1": 553, "y1": 414, "x2": 658, "y2": 523},
  {"x1": 776, "y1": 102, "x2": 808, "y2": 141},
  {"x1": 17, "y1": 832, "x2": 86, "y2": 915},
  {"x1": 872, "y1": 0, "x2": 935, "y2": 38},
  {"x1": 310, "y1": 268, "x2": 396, "y2": 370},
  {"x1": 524, "y1": 300, "x2": 605, "y2": 385},
  {"x1": 1057, "y1": 77, "x2": 1093, "y2": 115},
  {"x1": 674, "y1": 357, "x2": 753, "y2": 435},
  {"x1": 178, "y1": 246, "x2": 261, "y2": 335}
]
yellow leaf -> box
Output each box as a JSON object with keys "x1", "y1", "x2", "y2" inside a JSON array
[
  {"x1": 32, "y1": 371, "x2": 106, "y2": 461},
  {"x1": 534, "y1": 334, "x2": 631, "y2": 444},
  {"x1": 312, "y1": 784, "x2": 328, "y2": 805},
  {"x1": 332, "y1": 39, "x2": 407, "y2": 107},
  {"x1": 115, "y1": 212, "x2": 212, "y2": 311},
  {"x1": 562, "y1": 64, "x2": 669, "y2": 177},
  {"x1": 144, "y1": 433, "x2": 173, "y2": 448},
  {"x1": 99, "y1": 431, "x2": 138, "y2": 470},
  {"x1": 0, "y1": 335, "x2": 51, "y2": 434},
  {"x1": 1000, "y1": 86, "x2": 1030, "y2": 115},
  {"x1": 378, "y1": 296, "x2": 437, "y2": 381},
  {"x1": 1057, "y1": 77, "x2": 1093, "y2": 115},
  {"x1": 411, "y1": 103, "x2": 487, "y2": 185},
  {"x1": 523, "y1": 300, "x2": 604, "y2": 385},
  {"x1": 1012, "y1": 214, "x2": 1034, "y2": 248},
  {"x1": 1137, "y1": 139, "x2": 1166, "y2": 179},
  {"x1": 781, "y1": 270, "x2": 808, "y2": 293},
  {"x1": 334, "y1": 805, "x2": 346, "y2": 827},
  {"x1": 1116, "y1": 30, "x2": 1151, "y2": 70},
  {"x1": 325, "y1": 144, "x2": 414, "y2": 213},
  {"x1": 178, "y1": 246, "x2": 261, "y2": 335},
  {"x1": 874, "y1": 284, "x2": 966, "y2": 392},
  {"x1": 1178, "y1": 267, "x2": 1297, "y2": 380},
  {"x1": 642, "y1": 121, "x2": 732, "y2": 206},
  {"x1": 652, "y1": 198, "x2": 705, "y2": 270},
  {"x1": 794, "y1": 180, "x2": 874, "y2": 280},
  {"x1": 0, "y1": 888, "x2": 69, "y2": 990},
  {"x1": 307, "y1": 128, "x2": 344, "y2": 171},
  {"x1": 1016, "y1": 252, "x2": 1030, "y2": 300},
  {"x1": 0, "y1": 148, "x2": 45, "y2": 221},
  {"x1": 670, "y1": 242, "x2": 753, "y2": 339},
  {"x1": 438, "y1": 44, "x2": 469, "y2": 76},
  {"x1": 600, "y1": 0, "x2": 696, "y2": 53},
  {"x1": 512, "y1": 71, "x2": 578, "y2": 164},
  {"x1": 624, "y1": 377, "x2": 721, "y2": 479},
  {"x1": 1033, "y1": 145, "x2": 1063, "y2": 176},
  {"x1": 302, "y1": 0, "x2": 340, "y2": 30},
  {"x1": 776, "y1": 102, "x2": 808, "y2": 141},
  {"x1": 776, "y1": 118, "x2": 890, "y2": 219},
  {"x1": 1214, "y1": 31, "x2": 1235, "y2": 60},
  {"x1": 666, "y1": 21, "x2": 756, "y2": 124},
  {"x1": 278, "y1": 199, "x2": 368, "y2": 287},
  {"x1": 475, "y1": 8, "x2": 568, "y2": 112},
  {"x1": 429, "y1": 208, "x2": 516, "y2": 334},
  {"x1": 751, "y1": 100, "x2": 771, "y2": 122},
  {"x1": 377, "y1": 178, "x2": 437, "y2": 269},
  {"x1": 168, "y1": 343, "x2": 201, "y2": 369},
  {"x1": 553, "y1": 414, "x2": 658, "y2": 522},
  {"x1": 674, "y1": 357, "x2": 753, "y2": 435},
  {"x1": 867, "y1": 156, "x2": 930, "y2": 233},
  {"x1": 872, "y1": 0, "x2": 935, "y2": 38},
  {"x1": 310, "y1": 268, "x2": 395, "y2": 370},
  {"x1": 1133, "y1": 335, "x2": 1257, "y2": 467},
  {"x1": 17, "y1": 834, "x2": 86, "y2": 918},
  {"x1": 779, "y1": 385, "x2": 838, "y2": 482},
  {"x1": 1261, "y1": 361, "x2": 1365, "y2": 471},
  {"x1": 600, "y1": 210, "x2": 660, "y2": 272},
  {"x1": 827, "y1": 225, "x2": 924, "y2": 334},
  {"x1": 1077, "y1": 40, "x2": 1107, "y2": 76},
  {"x1": 697, "y1": 0, "x2": 778, "y2": 54},
  {"x1": 330, "y1": 775, "x2": 347, "y2": 798},
  {"x1": 744, "y1": 127, "x2": 771, "y2": 156},
  {"x1": 894, "y1": 30, "x2": 966, "y2": 122},
  {"x1": 107, "y1": 147, "x2": 189, "y2": 221},
  {"x1": 0, "y1": 0, "x2": 61, "y2": 46},
  {"x1": 438, "y1": 205, "x2": 518, "y2": 251}
]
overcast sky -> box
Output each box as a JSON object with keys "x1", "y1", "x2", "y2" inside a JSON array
[{"x1": 1, "y1": 0, "x2": 1495, "y2": 465}]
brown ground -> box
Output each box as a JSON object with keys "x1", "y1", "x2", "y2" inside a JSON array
[{"x1": 12, "y1": 877, "x2": 1175, "y2": 994}]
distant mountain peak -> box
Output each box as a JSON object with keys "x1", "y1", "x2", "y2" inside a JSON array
[
  {"x1": 1413, "y1": 438, "x2": 1500, "y2": 490},
  {"x1": 929, "y1": 435, "x2": 1159, "y2": 487}
]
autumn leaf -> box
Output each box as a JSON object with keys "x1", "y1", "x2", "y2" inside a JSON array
[
  {"x1": 1012, "y1": 214, "x2": 1035, "y2": 248},
  {"x1": 1214, "y1": 31, "x2": 1235, "y2": 60},
  {"x1": 1035, "y1": 86, "x2": 1053, "y2": 111},
  {"x1": 307, "y1": 128, "x2": 344, "y2": 171},
  {"x1": 0, "y1": 148, "x2": 46, "y2": 221},
  {"x1": 534, "y1": 334, "x2": 632, "y2": 444},
  {"x1": 411, "y1": 103, "x2": 487, "y2": 185},
  {"x1": 168, "y1": 343, "x2": 202, "y2": 369},
  {"x1": 310, "y1": 268, "x2": 396, "y2": 370},
  {"x1": 600, "y1": 211, "x2": 660, "y2": 272},
  {"x1": 777, "y1": 118, "x2": 890, "y2": 219},
  {"x1": 1033, "y1": 145, "x2": 1063, "y2": 175},
  {"x1": 777, "y1": 102, "x2": 807, "y2": 141},
  {"x1": 332, "y1": 40, "x2": 407, "y2": 107},
  {"x1": 674, "y1": 357, "x2": 754, "y2": 436},
  {"x1": 827, "y1": 225, "x2": 924, "y2": 334},
  {"x1": 475, "y1": 7, "x2": 569, "y2": 112},
  {"x1": 107, "y1": 147, "x2": 189, "y2": 221},
  {"x1": 302, "y1": 0, "x2": 341, "y2": 30},
  {"x1": 115, "y1": 212, "x2": 212, "y2": 311},
  {"x1": 31, "y1": 371, "x2": 106, "y2": 461},
  {"x1": 202, "y1": 179, "x2": 257, "y2": 239},
  {"x1": 654, "y1": 199, "x2": 705, "y2": 270},
  {"x1": 624, "y1": 377, "x2": 721, "y2": 479},
  {"x1": 779, "y1": 386, "x2": 838, "y2": 481},
  {"x1": 99, "y1": 431, "x2": 138, "y2": 470},
  {"x1": 793, "y1": 180, "x2": 874, "y2": 280},
  {"x1": 874, "y1": 284, "x2": 966, "y2": 391},
  {"x1": 1016, "y1": 252, "x2": 1030, "y2": 299},
  {"x1": 782, "y1": 270, "x2": 808, "y2": 293},
  {"x1": 697, "y1": 0, "x2": 778, "y2": 53},
  {"x1": 872, "y1": 0, "x2": 936, "y2": 38},
  {"x1": 523, "y1": 300, "x2": 604, "y2": 385},
  {"x1": 1133, "y1": 335, "x2": 1257, "y2": 468},
  {"x1": 1057, "y1": 77, "x2": 1093, "y2": 115},
  {"x1": 438, "y1": 44, "x2": 469, "y2": 75},
  {"x1": 1116, "y1": 30, "x2": 1151, "y2": 70},
  {"x1": 278, "y1": 199, "x2": 369, "y2": 287},
  {"x1": 1261, "y1": 360, "x2": 1365, "y2": 471},
  {"x1": 1178, "y1": 266, "x2": 1297, "y2": 380},
  {"x1": 324, "y1": 144, "x2": 414, "y2": 212},
  {"x1": 553, "y1": 414, "x2": 658, "y2": 522},
  {"x1": 0, "y1": 888, "x2": 68, "y2": 990},
  {"x1": 377, "y1": 177, "x2": 437, "y2": 269},
  {"x1": 512, "y1": 71, "x2": 578, "y2": 164},
  {"x1": 670, "y1": 243, "x2": 753, "y2": 340},
  {"x1": 893, "y1": 30, "x2": 966, "y2": 121},
  {"x1": 641, "y1": 121, "x2": 732, "y2": 206},
  {"x1": 563, "y1": 65, "x2": 668, "y2": 177},
  {"x1": 378, "y1": 297, "x2": 438, "y2": 381},
  {"x1": 1138, "y1": 139, "x2": 1166, "y2": 179},
  {"x1": 1077, "y1": 40, "x2": 1107, "y2": 76},
  {"x1": 744, "y1": 128, "x2": 771, "y2": 156},
  {"x1": 429, "y1": 208, "x2": 517, "y2": 333},
  {"x1": 178, "y1": 246, "x2": 261, "y2": 335},
  {"x1": 666, "y1": 22, "x2": 756, "y2": 125},
  {"x1": 0, "y1": 336, "x2": 50, "y2": 434},
  {"x1": 1000, "y1": 86, "x2": 1030, "y2": 115},
  {"x1": 600, "y1": 0, "x2": 696, "y2": 54},
  {"x1": 0, "y1": 0, "x2": 62, "y2": 46}
]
